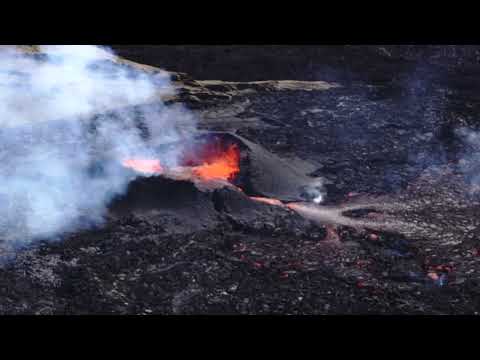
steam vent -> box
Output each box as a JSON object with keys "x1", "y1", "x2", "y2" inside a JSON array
[{"x1": 2, "y1": 45, "x2": 480, "y2": 315}]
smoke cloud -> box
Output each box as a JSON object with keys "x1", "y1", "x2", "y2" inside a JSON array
[{"x1": 0, "y1": 45, "x2": 195, "y2": 246}]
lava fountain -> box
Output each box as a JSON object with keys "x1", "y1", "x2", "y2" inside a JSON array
[
  {"x1": 122, "y1": 142, "x2": 240, "y2": 182},
  {"x1": 190, "y1": 143, "x2": 240, "y2": 182}
]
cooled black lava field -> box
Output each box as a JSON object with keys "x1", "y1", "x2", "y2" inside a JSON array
[{"x1": 2, "y1": 45, "x2": 480, "y2": 314}]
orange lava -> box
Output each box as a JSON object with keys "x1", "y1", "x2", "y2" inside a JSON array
[
  {"x1": 122, "y1": 159, "x2": 164, "y2": 174},
  {"x1": 250, "y1": 196, "x2": 285, "y2": 207},
  {"x1": 122, "y1": 144, "x2": 240, "y2": 182},
  {"x1": 191, "y1": 144, "x2": 240, "y2": 181}
]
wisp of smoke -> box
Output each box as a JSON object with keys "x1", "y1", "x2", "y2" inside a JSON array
[
  {"x1": 455, "y1": 127, "x2": 480, "y2": 190},
  {"x1": 0, "y1": 45, "x2": 196, "y2": 246}
]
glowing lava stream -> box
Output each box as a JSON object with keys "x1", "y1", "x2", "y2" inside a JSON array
[
  {"x1": 249, "y1": 197, "x2": 285, "y2": 207},
  {"x1": 250, "y1": 197, "x2": 411, "y2": 234},
  {"x1": 289, "y1": 202, "x2": 411, "y2": 232}
]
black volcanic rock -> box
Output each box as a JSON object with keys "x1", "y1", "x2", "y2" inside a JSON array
[{"x1": 111, "y1": 45, "x2": 480, "y2": 87}]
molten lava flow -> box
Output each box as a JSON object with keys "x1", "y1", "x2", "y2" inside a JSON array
[
  {"x1": 122, "y1": 159, "x2": 163, "y2": 174},
  {"x1": 250, "y1": 196, "x2": 285, "y2": 207},
  {"x1": 191, "y1": 144, "x2": 240, "y2": 181}
]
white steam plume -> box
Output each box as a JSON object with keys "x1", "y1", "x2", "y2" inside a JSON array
[{"x1": 0, "y1": 45, "x2": 195, "y2": 245}]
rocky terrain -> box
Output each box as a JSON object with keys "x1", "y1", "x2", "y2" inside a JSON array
[{"x1": 2, "y1": 45, "x2": 480, "y2": 314}]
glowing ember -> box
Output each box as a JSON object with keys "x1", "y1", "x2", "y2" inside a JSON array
[
  {"x1": 191, "y1": 144, "x2": 240, "y2": 181},
  {"x1": 122, "y1": 159, "x2": 163, "y2": 174}
]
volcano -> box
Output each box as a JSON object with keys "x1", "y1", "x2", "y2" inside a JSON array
[
  {"x1": 3, "y1": 45, "x2": 480, "y2": 316},
  {"x1": 118, "y1": 131, "x2": 323, "y2": 202}
]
